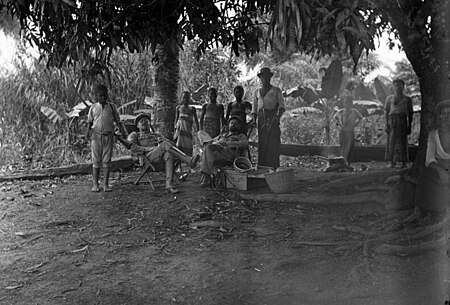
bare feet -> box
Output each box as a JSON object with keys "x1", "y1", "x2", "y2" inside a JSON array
[
  {"x1": 91, "y1": 186, "x2": 100, "y2": 192},
  {"x1": 165, "y1": 187, "x2": 179, "y2": 194},
  {"x1": 103, "y1": 186, "x2": 112, "y2": 192}
]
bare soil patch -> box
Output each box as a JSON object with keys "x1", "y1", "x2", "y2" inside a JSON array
[{"x1": 0, "y1": 162, "x2": 448, "y2": 305}]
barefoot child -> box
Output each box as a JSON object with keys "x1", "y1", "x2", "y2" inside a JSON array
[
  {"x1": 333, "y1": 90, "x2": 363, "y2": 167},
  {"x1": 86, "y1": 84, "x2": 127, "y2": 192}
]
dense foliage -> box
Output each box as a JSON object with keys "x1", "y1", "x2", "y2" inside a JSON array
[
  {"x1": 1, "y1": 0, "x2": 384, "y2": 71},
  {"x1": 2, "y1": 0, "x2": 446, "y2": 170},
  {"x1": 0, "y1": 35, "x2": 405, "y2": 171}
]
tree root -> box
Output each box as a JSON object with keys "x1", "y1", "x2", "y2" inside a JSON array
[
  {"x1": 373, "y1": 235, "x2": 447, "y2": 256},
  {"x1": 291, "y1": 216, "x2": 448, "y2": 258},
  {"x1": 240, "y1": 191, "x2": 385, "y2": 205},
  {"x1": 291, "y1": 240, "x2": 357, "y2": 247},
  {"x1": 332, "y1": 225, "x2": 375, "y2": 236},
  {"x1": 316, "y1": 169, "x2": 407, "y2": 192},
  {"x1": 365, "y1": 216, "x2": 448, "y2": 256}
]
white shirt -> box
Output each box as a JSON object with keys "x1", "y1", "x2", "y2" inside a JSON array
[
  {"x1": 426, "y1": 129, "x2": 450, "y2": 167},
  {"x1": 252, "y1": 86, "x2": 285, "y2": 114}
]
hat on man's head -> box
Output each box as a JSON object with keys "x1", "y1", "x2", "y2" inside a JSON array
[
  {"x1": 228, "y1": 115, "x2": 243, "y2": 124},
  {"x1": 435, "y1": 99, "x2": 450, "y2": 115},
  {"x1": 257, "y1": 67, "x2": 274, "y2": 78},
  {"x1": 134, "y1": 113, "x2": 152, "y2": 126}
]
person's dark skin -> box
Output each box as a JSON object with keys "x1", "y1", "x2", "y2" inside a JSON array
[
  {"x1": 385, "y1": 82, "x2": 413, "y2": 135},
  {"x1": 85, "y1": 86, "x2": 127, "y2": 192},
  {"x1": 86, "y1": 90, "x2": 107, "y2": 138},
  {"x1": 225, "y1": 86, "x2": 252, "y2": 131},
  {"x1": 385, "y1": 81, "x2": 413, "y2": 168},
  {"x1": 199, "y1": 88, "x2": 224, "y2": 131},
  {"x1": 175, "y1": 91, "x2": 199, "y2": 131}
]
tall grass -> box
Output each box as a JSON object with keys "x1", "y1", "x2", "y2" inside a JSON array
[{"x1": 0, "y1": 45, "x2": 155, "y2": 172}]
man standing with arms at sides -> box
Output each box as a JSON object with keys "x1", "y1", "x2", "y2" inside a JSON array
[
  {"x1": 251, "y1": 67, "x2": 285, "y2": 169},
  {"x1": 385, "y1": 79, "x2": 413, "y2": 168}
]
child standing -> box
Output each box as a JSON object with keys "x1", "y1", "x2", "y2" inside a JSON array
[
  {"x1": 86, "y1": 84, "x2": 127, "y2": 192},
  {"x1": 333, "y1": 90, "x2": 363, "y2": 167}
]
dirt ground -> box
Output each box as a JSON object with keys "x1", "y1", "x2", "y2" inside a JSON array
[{"x1": 1, "y1": 160, "x2": 449, "y2": 305}]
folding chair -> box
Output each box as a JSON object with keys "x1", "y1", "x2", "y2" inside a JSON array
[
  {"x1": 114, "y1": 132, "x2": 166, "y2": 190},
  {"x1": 133, "y1": 154, "x2": 166, "y2": 189}
]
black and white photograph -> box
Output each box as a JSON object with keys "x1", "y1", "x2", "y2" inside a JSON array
[{"x1": 0, "y1": 1, "x2": 449, "y2": 304}]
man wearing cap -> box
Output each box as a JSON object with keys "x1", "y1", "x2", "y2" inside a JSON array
[
  {"x1": 384, "y1": 79, "x2": 413, "y2": 168},
  {"x1": 126, "y1": 113, "x2": 200, "y2": 194},
  {"x1": 199, "y1": 115, "x2": 249, "y2": 186},
  {"x1": 252, "y1": 67, "x2": 285, "y2": 169}
]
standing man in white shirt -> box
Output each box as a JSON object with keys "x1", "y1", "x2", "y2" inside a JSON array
[{"x1": 251, "y1": 67, "x2": 285, "y2": 169}]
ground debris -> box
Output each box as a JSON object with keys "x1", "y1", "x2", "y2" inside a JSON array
[
  {"x1": 24, "y1": 262, "x2": 47, "y2": 273},
  {"x1": 4, "y1": 284, "x2": 23, "y2": 290}
]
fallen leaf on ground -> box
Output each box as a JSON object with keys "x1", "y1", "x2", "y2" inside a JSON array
[{"x1": 5, "y1": 284, "x2": 23, "y2": 290}]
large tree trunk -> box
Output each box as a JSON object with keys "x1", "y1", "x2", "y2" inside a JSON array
[
  {"x1": 153, "y1": 42, "x2": 180, "y2": 139},
  {"x1": 381, "y1": 0, "x2": 450, "y2": 174}
]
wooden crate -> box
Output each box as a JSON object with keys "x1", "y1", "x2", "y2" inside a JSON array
[
  {"x1": 225, "y1": 170, "x2": 247, "y2": 190},
  {"x1": 224, "y1": 169, "x2": 268, "y2": 191}
]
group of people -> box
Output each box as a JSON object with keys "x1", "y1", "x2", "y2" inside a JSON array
[
  {"x1": 85, "y1": 67, "x2": 286, "y2": 193},
  {"x1": 332, "y1": 78, "x2": 414, "y2": 169},
  {"x1": 333, "y1": 79, "x2": 449, "y2": 222},
  {"x1": 85, "y1": 70, "x2": 449, "y2": 222}
]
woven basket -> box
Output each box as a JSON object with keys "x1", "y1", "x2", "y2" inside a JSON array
[{"x1": 265, "y1": 168, "x2": 295, "y2": 193}]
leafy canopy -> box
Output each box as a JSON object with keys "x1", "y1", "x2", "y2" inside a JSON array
[{"x1": 1, "y1": 0, "x2": 389, "y2": 71}]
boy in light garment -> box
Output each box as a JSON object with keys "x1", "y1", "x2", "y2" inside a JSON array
[{"x1": 86, "y1": 84, "x2": 127, "y2": 192}]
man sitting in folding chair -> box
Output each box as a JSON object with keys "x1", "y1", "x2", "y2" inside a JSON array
[
  {"x1": 198, "y1": 115, "x2": 249, "y2": 187},
  {"x1": 126, "y1": 113, "x2": 200, "y2": 194}
]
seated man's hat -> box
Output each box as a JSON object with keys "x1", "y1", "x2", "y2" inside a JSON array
[
  {"x1": 134, "y1": 113, "x2": 152, "y2": 126},
  {"x1": 228, "y1": 115, "x2": 243, "y2": 124}
]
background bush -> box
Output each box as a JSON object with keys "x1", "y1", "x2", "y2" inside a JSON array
[{"x1": 0, "y1": 35, "x2": 420, "y2": 172}]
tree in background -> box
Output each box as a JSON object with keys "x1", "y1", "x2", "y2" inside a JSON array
[
  {"x1": 2, "y1": 0, "x2": 449, "y2": 171},
  {"x1": 0, "y1": 0, "x2": 264, "y2": 139},
  {"x1": 262, "y1": 0, "x2": 449, "y2": 171},
  {"x1": 179, "y1": 41, "x2": 240, "y2": 106}
]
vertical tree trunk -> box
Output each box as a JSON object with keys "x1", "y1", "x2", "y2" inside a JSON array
[
  {"x1": 383, "y1": 0, "x2": 450, "y2": 174},
  {"x1": 153, "y1": 43, "x2": 180, "y2": 140}
]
